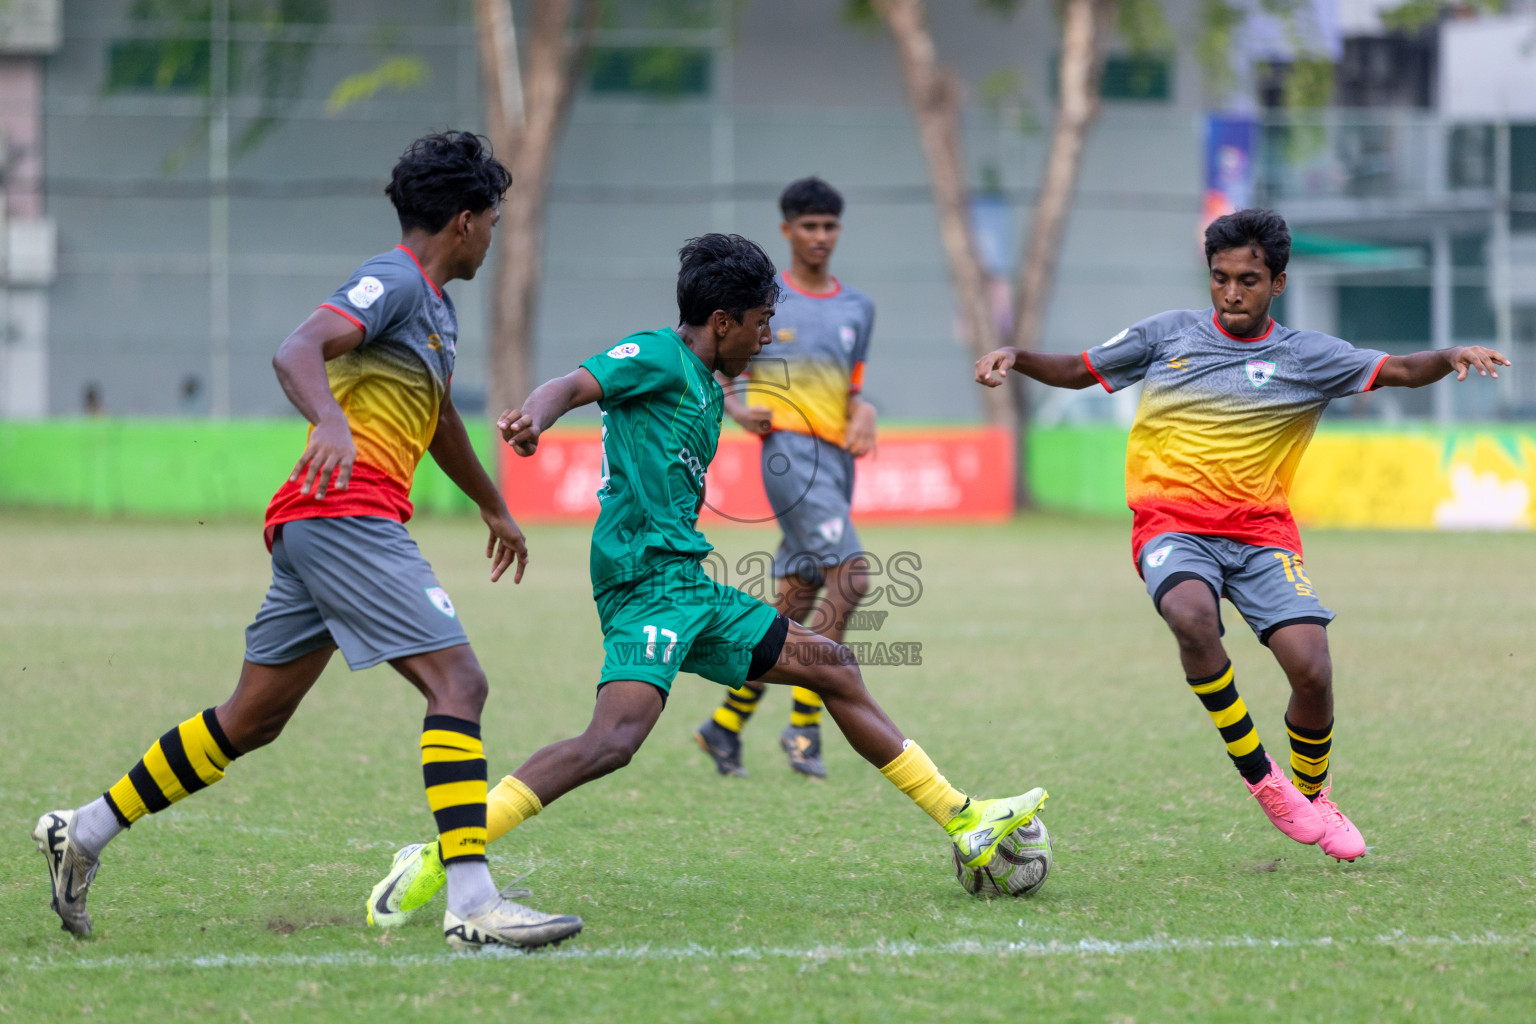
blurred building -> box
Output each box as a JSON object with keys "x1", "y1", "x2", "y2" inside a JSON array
[{"x1": 1, "y1": 0, "x2": 1530, "y2": 422}]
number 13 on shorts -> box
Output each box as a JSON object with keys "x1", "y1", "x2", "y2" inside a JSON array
[
  {"x1": 642, "y1": 624, "x2": 678, "y2": 663},
  {"x1": 1272, "y1": 552, "x2": 1314, "y2": 596}
]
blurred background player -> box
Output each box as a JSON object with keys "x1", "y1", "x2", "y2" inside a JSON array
[
  {"x1": 364, "y1": 234, "x2": 1049, "y2": 931},
  {"x1": 975, "y1": 208, "x2": 1509, "y2": 862},
  {"x1": 695, "y1": 177, "x2": 878, "y2": 779},
  {"x1": 32, "y1": 131, "x2": 582, "y2": 952}
]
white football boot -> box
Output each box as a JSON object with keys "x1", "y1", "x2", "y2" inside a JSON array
[
  {"x1": 443, "y1": 893, "x2": 583, "y2": 952},
  {"x1": 33, "y1": 810, "x2": 100, "y2": 937}
]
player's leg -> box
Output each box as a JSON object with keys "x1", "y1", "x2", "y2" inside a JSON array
[
  {"x1": 755, "y1": 618, "x2": 1046, "y2": 869},
  {"x1": 33, "y1": 526, "x2": 338, "y2": 938},
  {"x1": 1144, "y1": 534, "x2": 1321, "y2": 844},
  {"x1": 34, "y1": 655, "x2": 333, "y2": 938},
  {"x1": 1235, "y1": 543, "x2": 1364, "y2": 862},
  {"x1": 695, "y1": 571, "x2": 815, "y2": 775},
  {"x1": 387, "y1": 643, "x2": 585, "y2": 947}
]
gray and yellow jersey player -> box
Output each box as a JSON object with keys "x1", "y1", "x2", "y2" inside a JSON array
[{"x1": 695, "y1": 177, "x2": 878, "y2": 780}]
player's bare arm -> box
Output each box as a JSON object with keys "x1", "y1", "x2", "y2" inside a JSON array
[
  {"x1": 1372, "y1": 345, "x2": 1511, "y2": 388},
  {"x1": 497, "y1": 367, "x2": 605, "y2": 456},
  {"x1": 273, "y1": 307, "x2": 366, "y2": 499},
  {"x1": 846, "y1": 394, "x2": 877, "y2": 456},
  {"x1": 428, "y1": 383, "x2": 528, "y2": 584},
  {"x1": 975, "y1": 348, "x2": 1097, "y2": 390}
]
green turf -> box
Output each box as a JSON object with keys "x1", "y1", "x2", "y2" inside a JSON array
[{"x1": 1, "y1": 513, "x2": 1532, "y2": 1022}]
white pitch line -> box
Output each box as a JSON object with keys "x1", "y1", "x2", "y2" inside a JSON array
[{"x1": 8, "y1": 931, "x2": 1531, "y2": 972}]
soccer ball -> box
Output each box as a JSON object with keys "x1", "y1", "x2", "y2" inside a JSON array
[{"x1": 952, "y1": 816, "x2": 1051, "y2": 897}]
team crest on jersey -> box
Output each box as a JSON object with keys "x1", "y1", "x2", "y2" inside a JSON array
[
  {"x1": 839, "y1": 325, "x2": 857, "y2": 352},
  {"x1": 1145, "y1": 544, "x2": 1173, "y2": 569},
  {"x1": 608, "y1": 342, "x2": 641, "y2": 359},
  {"x1": 347, "y1": 276, "x2": 385, "y2": 309},
  {"x1": 776, "y1": 328, "x2": 797, "y2": 342},
  {"x1": 1245, "y1": 359, "x2": 1277, "y2": 388},
  {"x1": 425, "y1": 587, "x2": 456, "y2": 618},
  {"x1": 1103, "y1": 327, "x2": 1130, "y2": 347},
  {"x1": 818, "y1": 517, "x2": 845, "y2": 544}
]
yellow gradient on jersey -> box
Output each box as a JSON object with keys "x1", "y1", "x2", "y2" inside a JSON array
[
  {"x1": 319, "y1": 347, "x2": 441, "y2": 491},
  {"x1": 1126, "y1": 380, "x2": 1320, "y2": 527},
  {"x1": 745, "y1": 360, "x2": 851, "y2": 446}
]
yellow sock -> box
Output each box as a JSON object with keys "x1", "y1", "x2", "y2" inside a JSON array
[
  {"x1": 486, "y1": 775, "x2": 542, "y2": 843},
  {"x1": 879, "y1": 741, "x2": 968, "y2": 827},
  {"x1": 790, "y1": 686, "x2": 823, "y2": 727}
]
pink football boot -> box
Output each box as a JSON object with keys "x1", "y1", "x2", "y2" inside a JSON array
[
  {"x1": 1245, "y1": 755, "x2": 1324, "y2": 844},
  {"x1": 1311, "y1": 782, "x2": 1367, "y2": 862}
]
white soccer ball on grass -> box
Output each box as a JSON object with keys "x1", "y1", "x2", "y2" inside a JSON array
[{"x1": 952, "y1": 816, "x2": 1051, "y2": 897}]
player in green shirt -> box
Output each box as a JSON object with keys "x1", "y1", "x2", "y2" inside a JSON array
[{"x1": 365, "y1": 234, "x2": 1049, "y2": 933}]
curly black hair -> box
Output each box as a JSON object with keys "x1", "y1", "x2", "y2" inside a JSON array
[
  {"x1": 1204, "y1": 208, "x2": 1291, "y2": 277},
  {"x1": 779, "y1": 176, "x2": 844, "y2": 220},
  {"x1": 676, "y1": 234, "x2": 780, "y2": 327},
  {"x1": 385, "y1": 131, "x2": 512, "y2": 233}
]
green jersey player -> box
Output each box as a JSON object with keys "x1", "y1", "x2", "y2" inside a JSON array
[{"x1": 364, "y1": 234, "x2": 1051, "y2": 935}]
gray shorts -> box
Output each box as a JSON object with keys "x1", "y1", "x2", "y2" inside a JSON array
[
  {"x1": 1138, "y1": 532, "x2": 1335, "y2": 646},
  {"x1": 761, "y1": 430, "x2": 862, "y2": 584},
  {"x1": 244, "y1": 516, "x2": 469, "y2": 670}
]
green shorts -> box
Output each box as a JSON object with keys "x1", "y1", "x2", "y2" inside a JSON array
[{"x1": 595, "y1": 559, "x2": 780, "y2": 694}]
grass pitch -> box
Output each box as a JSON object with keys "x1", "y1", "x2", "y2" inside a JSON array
[{"x1": 1, "y1": 512, "x2": 1532, "y2": 1022}]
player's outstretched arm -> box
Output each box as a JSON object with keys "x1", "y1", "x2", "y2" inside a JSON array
[
  {"x1": 1372, "y1": 345, "x2": 1511, "y2": 389},
  {"x1": 497, "y1": 368, "x2": 605, "y2": 457},
  {"x1": 429, "y1": 384, "x2": 528, "y2": 583},
  {"x1": 273, "y1": 307, "x2": 366, "y2": 499},
  {"x1": 975, "y1": 348, "x2": 1097, "y2": 390}
]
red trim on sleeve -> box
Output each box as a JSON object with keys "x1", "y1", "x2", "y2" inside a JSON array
[
  {"x1": 780, "y1": 271, "x2": 841, "y2": 299},
  {"x1": 318, "y1": 303, "x2": 366, "y2": 336},
  {"x1": 1082, "y1": 351, "x2": 1113, "y2": 393},
  {"x1": 1211, "y1": 311, "x2": 1275, "y2": 342},
  {"x1": 1363, "y1": 352, "x2": 1390, "y2": 392},
  {"x1": 394, "y1": 244, "x2": 442, "y2": 297},
  {"x1": 849, "y1": 361, "x2": 866, "y2": 393}
]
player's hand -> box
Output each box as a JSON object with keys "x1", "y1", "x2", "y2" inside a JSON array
[
  {"x1": 1451, "y1": 345, "x2": 1511, "y2": 381},
  {"x1": 497, "y1": 408, "x2": 541, "y2": 457},
  {"x1": 481, "y1": 505, "x2": 528, "y2": 583},
  {"x1": 290, "y1": 416, "x2": 355, "y2": 499},
  {"x1": 846, "y1": 398, "x2": 877, "y2": 458},
  {"x1": 733, "y1": 405, "x2": 773, "y2": 435},
  {"x1": 975, "y1": 349, "x2": 1015, "y2": 387}
]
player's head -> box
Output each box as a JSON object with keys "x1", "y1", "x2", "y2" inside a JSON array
[
  {"x1": 676, "y1": 233, "x2": 779, "y2": 377},
  {"x1": 385, "y1": 131, "x2": 512, "y2": 280},
  {"x1": 1204, "y1": 208, "x2": 1289, "y2": 336},
  {"x1": 779, "y1": 177, "x2": 843, "y2": 272}
]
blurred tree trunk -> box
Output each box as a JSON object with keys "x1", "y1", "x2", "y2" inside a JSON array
[
  {"x1": 870, "y1": 0, "x2": 1017, "y2": 431},
  {"x1": 476, "y1": 0, "x2": 598, "y2": 416},
  {"x1": 1008, "y1": 0, "x2": 1114, "y2": 509}
]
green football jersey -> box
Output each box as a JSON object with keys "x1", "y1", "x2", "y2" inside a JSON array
[{"x1": 579, "y1": 328, "x2": 725, "y2": 593}]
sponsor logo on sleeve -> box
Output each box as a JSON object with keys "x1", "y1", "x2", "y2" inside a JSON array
[
  {"x1": 347, "y1": 276, "x2": 385, "y2": 309},
  {"x1": 608, "y1": 342, "x2": 641, "y2": 359},
  {"x1": 1102, "y1": 328, "x2": 1130, "y2": 348},
  {"x1": 1245, "y1": 359, "x2": 1277, "y2": 388},
  {"x1": 425, "y1": 587, "x2": 456, "y2": 618},
  {"x1": 1145, "y1": 543, "x2": 1173, "y2": 569}
]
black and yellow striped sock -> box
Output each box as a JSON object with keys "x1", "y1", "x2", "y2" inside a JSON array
[
  {"x1": 1286, "y1": 716, "x2": 1332, "y2": 800},
  {"x1": 1186, "y1": 662, "x2": 1270, "y2": 785},
  {"x1": 789, "y1": 686, "x2": 823, "y2": 728},
  {"x1": 104, "y1": 709, "x2": 240, "y2": 826},
  {"x1": 711, "y1": 683, "x2": 763, "y2": 734},
  {"x1": 421, "y1": 716, "x2": 487, "y2": 863}
]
